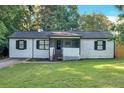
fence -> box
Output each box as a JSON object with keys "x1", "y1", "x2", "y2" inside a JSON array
[{"x1": 115, "y1": 44, "x2": 124, "y2": 58}]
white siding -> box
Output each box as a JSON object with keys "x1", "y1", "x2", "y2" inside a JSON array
[
  {"x1": 9, "y1": 39, "x2": 49, "y2": 58},
  {"x1": 9, "y1": 39, "x2": 32, "y2": 58},
  {"x1": 9, "y1": 38, "x2": 114, "y2": 59},
  {"x1": 50, "y1": 47, "x2": 80, "y2": 60},
  {"x1": 50, "y1": 47, "x2": 54, "y2": 60},
  {"x1": 63, "y1": 48, "x2": 80, "y2": 60},
  {"x1": 33, "y1": 39, "x2": 49, "y2": 58},
  {"x1": 80, "y1": 39, "x2": 114, "y2": 58}
]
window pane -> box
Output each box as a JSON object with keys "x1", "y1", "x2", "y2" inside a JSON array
[
  {"x1": 45, "y1": 40, "x2": 49, "y2": 44},
  {"x1": 65, "y1": 42, "x2": 71, "y2": 45},
  {"x1": 19, "y1": 44, "x2": 24, "y2": 49},
  {"x1": 19, "y1": 41, "x2": 24, "y2": 44},
  {"x1": 39, "y1": 40, "x2": 44, "y2": 44},
  {"x1": 50, "y1": 41, "x2": 54, "y2": 47},
  {"x1": 97, "y1": 41, "x2": 103, "y2": 45},
  {"x1": 64, "y1": 40, "x2": 72, "y2": 47},
  {"x1": 72, "y1": 40, "x2": 80, "y2": 48},
  {"x1": 97, "y1": 46, "x2": 103, "y2": 50},
  {"x1": 45, "y1": 44, "x2": 49, "y2": 49},
  {"x1": 39, "y1": 45, "x2": 44, "y2": 49}
]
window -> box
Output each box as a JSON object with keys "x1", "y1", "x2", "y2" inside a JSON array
[
  {"x1": 72, "y1": 39, "x2": 80, "y2": 48},
  {"x1": 63, "y1": 39, "x2": 80, "y2": 48},
  {"x1": 94, "y1": 40, "x2": 106, "y2": 50},
  {"x1": 37, "y1": 40, "x2": 49, "y2": 50},
  {"x1": 16, "y1": 40, "x2": 27, "y2": 50},
  {"x1": 64, "y1": 40, "x2": 72, "y2": 47}
]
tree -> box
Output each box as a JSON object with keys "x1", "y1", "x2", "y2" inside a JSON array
[
  {"x1": 13, "y1": 5, "x2": 42, "y2": 31},
  {"x1": 0, "y1": 5, "x2": 80, "y2": 57},
  {"x1": 114, "y1": 5, "x2": 124, "y2": 44},
  {"x1": 0, "y1": 6, "x2": 23, "y2": 44},
  {"x1": 79, "y1": 13, "x2": 112, "y2": 31},
  {"x1": 4, "y1": 5, "x2": 79, "y2": 32},
  {"x1": 67, "y1": 6, "x2": 80, "y2": 30},
  {"x1": 0, "y1": 21, "x2": 8, "y2": 56},
  {"x1": 40, "y1": 5, "x2": 79, "y2": 31},
  {"x1": 115, "y1": 5, "x2": 124, "y2": 20},
  {"x1": 40, "y1": 5, "x2": 62, "y2": 31},
  {"x1": 0, "y1": 6, "x2": 26, "y2": 56},
  {"x1": 0, "y1": 6, "x2": 23, "y2": 33}
]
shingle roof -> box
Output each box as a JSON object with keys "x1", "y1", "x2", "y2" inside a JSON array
[
  {"x1": 9, "y1": 31, "x2": 50, "y2": 39},
  {"x1": 75, "y1": 31, "x2": 113, "y2": 39},
  {"x1": 9, "y1": 31, "x2": 113, "y2": 39}
]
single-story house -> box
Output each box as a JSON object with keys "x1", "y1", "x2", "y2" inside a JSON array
[{"x1": 9, "y1": 31, "x2": 114, "y2": 60}]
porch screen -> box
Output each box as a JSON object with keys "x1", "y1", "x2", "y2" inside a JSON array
[{"x1": 64, "y1": 39, "x2": 80, "y2": 48}]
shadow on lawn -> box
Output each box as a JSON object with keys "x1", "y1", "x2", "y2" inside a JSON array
[
  {"x1": 49, "y1": 61, "x2": 124, "y2": 88},
  {"x1": 57, "y1": 67, "x2": 93, "y2": 80},
  {"x1": 6, "y1": 59, "x2": 124, "y2": 88}
]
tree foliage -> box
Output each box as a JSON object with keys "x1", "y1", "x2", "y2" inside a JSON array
[
  {"x1": 9, "y1": 5, "x2": 79, "y2": 31},
  {"x1": 0, "y1": 21, "x2": 8, "y2": 53},
  {"x1": 0, "y1": 5, "x2": 80, "y2": 56},
  {"x1": 0, "y1": 6, "x2": 22, "y2": 49},
  {"x1": 79, "y1": 13, "x2": 112, "y2": 31},
  {"x1": 115, "y1": 5, "x2": 124, "y2": 19},
  {"x1": 67, "y1": 6, "x2": 80, "y2": 30},
  {"x1": 114, "y1": 5, "x2": 124, "y2": 44},
  {"x1": 40, "y1": 5, "x2": 79, "y2": 31},
  {"x1": 0, "y1": 6, "x2": 22, "y2": 33},
  {"x1": 13, "y1": 5, "x2": 42, "y2": 31}
]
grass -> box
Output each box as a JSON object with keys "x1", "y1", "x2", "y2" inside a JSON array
[{"x1": 0, "y1": 59, "x2": 124, "y2": 87}]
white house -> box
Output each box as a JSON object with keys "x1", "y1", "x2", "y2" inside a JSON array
[{"x1": 9, "y1": 31, "x2": 114, "y2": 60}]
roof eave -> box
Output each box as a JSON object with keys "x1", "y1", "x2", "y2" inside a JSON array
[{"x1": 9, "y1": 37, "x2": 49, "y2": 39}]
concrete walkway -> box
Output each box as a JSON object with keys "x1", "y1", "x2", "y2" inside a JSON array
[
  {"x1": 0, "y1": 58, "x2": 61, "y2": 68},
  {"x1": 0, "y1": 58, "x2": 25, "y2": 68},
  {"x1": 23, "y1": 61, "x2": 61, "y2": 64}
]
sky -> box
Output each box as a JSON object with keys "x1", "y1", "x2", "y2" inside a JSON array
[
  {"x1": 78, "y1": 5, "x2": 120, "y2": 16},
  {"x1": 78, "y1": 5, "x2": 120, "y2": 23}
]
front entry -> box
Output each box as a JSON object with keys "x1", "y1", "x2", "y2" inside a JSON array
[
  {"x1": 53, "y1": 40, "x2": 63, "y2": 60},
  {"x1": 56, "y1": 40, "x2": 62, "y2": 49}
]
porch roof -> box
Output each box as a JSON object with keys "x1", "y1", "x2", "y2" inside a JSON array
[{"x1": 9, "y1": 31, "x2": 113, "y2": 39}]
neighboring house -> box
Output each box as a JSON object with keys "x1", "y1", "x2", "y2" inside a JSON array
[{"x1": 9, "y1": 31, "x2": 114, "y2": 60}]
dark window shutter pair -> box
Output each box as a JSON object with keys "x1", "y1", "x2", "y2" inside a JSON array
[
  {"x1": 94, "y1": 41, "x2": 106, "y2": 50},
  {"x1": 16, "y1": 40, "x2": 27, "y2": 50}
]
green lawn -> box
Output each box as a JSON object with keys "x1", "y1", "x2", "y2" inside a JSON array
[{"x1": 0, "y1": 59, "x2": 124, "y2": 88}]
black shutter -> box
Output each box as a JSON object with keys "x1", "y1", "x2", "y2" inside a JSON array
[
  {"x1": 24, "y1": 40, "x2": 27, "y2": 49},
  {"x1": 94, "y1": 41, "x2": 97, "y2": 50},
  {"x1": 16, "y1": 40, "x2": 19, "y2": 49},
  {"x1": 103, "y1": 41, "x2": 106, "y2": 50},
  {"x1": 36, "y1": 40, "x2": 39, "y2": 49}
]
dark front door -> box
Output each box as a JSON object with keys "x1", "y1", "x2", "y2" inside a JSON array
[
  {"x1": 53, "y1": 40, "x2": 63, "y2": 60},
  {"x1": 56, "y1": 40, "x2": 62, "y2": 49}
]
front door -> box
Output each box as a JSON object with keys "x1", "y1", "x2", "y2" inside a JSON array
[
  {"x1": 56, "y1": 40, "x2": 62, "y2": 50},
  {"x1": 53, "y1": 39, "x2": 63, "y2": 60}
]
